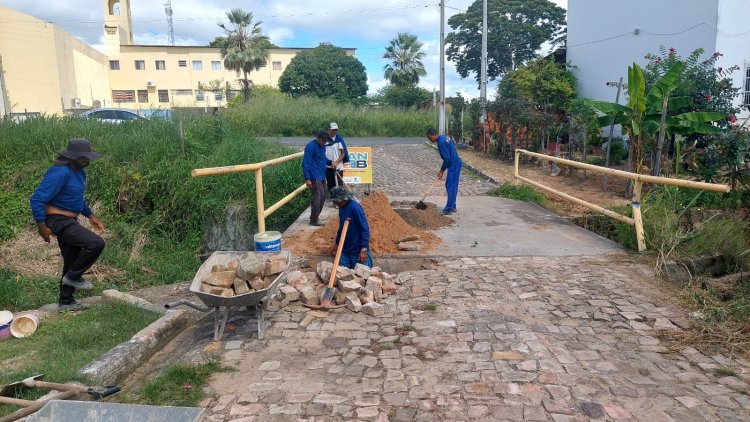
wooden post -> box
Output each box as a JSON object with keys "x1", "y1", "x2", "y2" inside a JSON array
[
  {"x1": 632, "y1": 180, "x2": 646, "y2": 252},
  {"x1": 514, "y1": 150, "x2": 520, "y2": 178},
  {"x1": 255, "y1": 169, "x2": 265, "y2": 233}
]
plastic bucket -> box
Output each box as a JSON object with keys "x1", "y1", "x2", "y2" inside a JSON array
[
  {"x1": 10, "y1": 313, "x2": 39, "y2": 338},
  {"x1": 254, "y1": 231, "x2": 281, "y2": 252},
  {"x1": 0, "y1": 323, "x2": 11, "y2": 340},
  {"x1": 0, "y1": 310, "x2": 12, "y2": 340}
]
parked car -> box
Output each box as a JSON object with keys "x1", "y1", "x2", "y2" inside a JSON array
[{"x1": 78, "y1": 108, "x2": 146, "y2": 123}]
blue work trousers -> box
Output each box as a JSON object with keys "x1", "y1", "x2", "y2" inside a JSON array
[{"x1": 444, "y1": 163, "x2": 462, "y2": 212}]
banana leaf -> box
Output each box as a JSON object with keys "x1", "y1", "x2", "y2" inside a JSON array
[{"x1": 645, "y1": 61, "x2": 685, "y2": 106}]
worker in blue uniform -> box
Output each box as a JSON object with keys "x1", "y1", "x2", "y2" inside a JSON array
[
  {"x1": 426, "y1": 128, "x2": 462, "y2": 215},
  {"x1": 329, "y1": 186, "x2": 372, "y2": 269}
]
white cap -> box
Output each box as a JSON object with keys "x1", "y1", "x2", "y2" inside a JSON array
[{"x1": 329, "y1": 122, "x2": 339, "y2": 130}]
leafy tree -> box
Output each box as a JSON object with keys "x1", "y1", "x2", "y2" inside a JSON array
[
  {"x1": 218, "y1": 9, "x2": 271, "y2": 102},
  {"x1": 210, "y1": 36, "x2": 277, "y2": 49},
  {"x1": 278, "y1": 44, "x2": 368, "y2": 99},
  {"x1": 378, "y1": 85, "x2": 432, "y2": 108},
  {"x1": 447, "y1": 93, "x2": 467, "y2": 141},
  {"x1": 643, "y1": 47, "x2": 741, "y2": 117},
  {"x1": 446, "y1": 0, "x2": 566, "y2": 85},
  {"x1": 590, "y1": 62, "x2": 725, "y2": 175},
  {"x1": 506, "y1": 58, "x2": 577, "y2": 112},
  {"x1": 383, "y1": 33, "x2": 427, "y2": 87}
]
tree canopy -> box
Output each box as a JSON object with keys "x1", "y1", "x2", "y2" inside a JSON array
[
  {"x1": 278, "y1": 44, "x2": 368, "y2": 99},
  {"x1": 383, "y1": 33, "x2": 427, "y2": 87},
  {"x1": 446, "y1": 0, "x2": 566, "y2": 85},
  {"x1": 218, "y1": 9, "x2": 271, "y2": 101},
  {"x1": 210, "y1": 35, "x2": 277, "y2": 49}
]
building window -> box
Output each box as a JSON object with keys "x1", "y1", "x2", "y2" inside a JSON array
[
  {"x1": 112, "y1": 90, "x2": 135, "y2": 103},
  {"x1": 272, "y1": 61, "x2": 282, "y2": 71},
  {"x1": 227, "y1": 90, "x2": 239, "y2": 100},
  {"x1": 178, "y1": 60, "x2": 187, "y2": 67},
  {"x1": 171, "y1": 89, "x2": 193, "y2": 96},
  {"x1": 744, "y1": 65, "x2": 750, "y2": 107},
  {"x1": 196, "y1": 91, "x2": 205, "y2": 101},
  {"x1": 214, "y1": 92, "x2": 223, "y2": 101},
  {"x1": 192, "y1": 61, "x2": 203, "y2": 71},
  {"x1": 212, "y1": 61, "x2": 221, "y2": 71},
  {"x1": 158, "y1": 89, "x2": 169, "y2": 103},
  {"x1": 109, "y1": 60, "x2": 120, "y2": 70},
  {"x1": 135, "y1": 60, "x2": 145, "y2": 70},
  {"x1": 155, "y1": 60, "x2": 166, "y2": 70},
  {"x1": 137, "y1": 90, "x2": 148, "y2": 103}
]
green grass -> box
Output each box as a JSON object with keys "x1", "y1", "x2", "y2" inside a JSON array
[
  {"x1": 423, "y1": 303, "x2": 438, "y2": 311},
  {"x1": 138, "y1": 361, "x2": 231, "y2": 407},
  {"x1": 715, "y1": 367, "x2": 738, "y2": 377},
  {"x1": 489, "y1": 182, "x2": 546, "y2": 206},
  {"x1": 223, "y1": 94, "x2": 434, "y2": 137},
  {"x1": 0, "y1": 302, "x2": 159, "y2": 416}
]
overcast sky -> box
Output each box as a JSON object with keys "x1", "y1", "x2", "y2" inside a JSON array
[{"x1": 1, "y1": 0, "x2": 568, "y2": 98}]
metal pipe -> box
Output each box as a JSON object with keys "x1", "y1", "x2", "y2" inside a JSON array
[
  {"x1": 191, "y1": 152, "x2": 303, "y2": 177},
  {"x1": 264, "y1": 184, "x2": 307, "y2": 219},
  {"x1": 164, "y1": 300, "x2": 211, "y2": 312}
]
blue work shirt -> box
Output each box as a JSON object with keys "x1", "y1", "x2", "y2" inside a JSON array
[
  {"x1": 336, "y1": 200, "x2": 370, "y2": 254},
  {"x1": 437, "y1": 135, "x2": 462, "y2": 171},
  {"x1": 30, "y1": 164, "x2": 93, "y2": 223},
  {"x1": 302, "y1": 139, "x2": 328, "y2": 181}
]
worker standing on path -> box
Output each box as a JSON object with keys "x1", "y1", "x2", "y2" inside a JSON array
[
  {"x1": 426, "y1": 128, "x2": 462, "y2": 215},
  {"x1": 329, "y1": 186, "x2": 372, "y2": 269},
  {"x1": 30, "y1": 138, "x2": 106, "y2": 312},
  {"x1": 303, "y1": 131, "x2": 330, "y2": 226},
  {"x1": 325, "y1": 122, "x2": 350, "y2": 191}
]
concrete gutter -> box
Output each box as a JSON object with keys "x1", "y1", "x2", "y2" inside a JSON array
[{"x1": 79, "y1": 290, "x2": 192, "y2": 385}]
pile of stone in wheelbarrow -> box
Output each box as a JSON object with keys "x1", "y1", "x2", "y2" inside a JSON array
[
  {"x1": 273, "y1": 262, "x2": 400, "y2": 316},
  {"x1": 199, "y1": 252, "x2": 288, "y2": 297}
]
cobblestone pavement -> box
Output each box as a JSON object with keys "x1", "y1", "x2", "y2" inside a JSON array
[
  {"x1": 196, "y1": 257, "x2": 750, "y2": 421},
  {"x1": 348, "y1": 144, "x2": 495, "y2": 198}
]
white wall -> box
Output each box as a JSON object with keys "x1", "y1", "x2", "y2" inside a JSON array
[
  {"x1": 716, "y1": 0, "x2": 750, "y2": 117},
  {"x1": 568, "y1": 0, "x2": 719, "y2": 104}
]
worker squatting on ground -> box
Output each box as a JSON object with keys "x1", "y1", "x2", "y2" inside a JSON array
[
  {"x1": 325, "y1": 122, "x2": 350, "y2": 191},
  {"x1": 302, "y1": 131, "x2": 331, "y2": 227},
  {"x1": 329, "y1": 186, "x2": 372, "y2": 269},
  {"x1": 426, "y1": 128, "x2": 463, "y2": 215},
  {"x1": 29, "y1": 138, "x2": 106, "y2": 312}
]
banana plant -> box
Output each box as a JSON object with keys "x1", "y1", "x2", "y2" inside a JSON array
[{"x1": 588, "y1": 62, "x2": 725, "y2": 175}]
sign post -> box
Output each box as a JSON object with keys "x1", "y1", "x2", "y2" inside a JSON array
[{"x1": 343, "y1": 147, "x2": 372, "y2": 185}]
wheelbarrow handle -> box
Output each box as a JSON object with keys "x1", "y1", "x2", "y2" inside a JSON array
[{"x1": 88, "y1": 386, "x2": 121, "y2": 400}]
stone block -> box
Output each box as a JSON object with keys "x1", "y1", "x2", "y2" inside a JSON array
[
  {"x1": 200, "y1": 283, "x2": 226, "y2": 296},
  {"x1": 397, "y1": 241, "x2": 424, "y2": 251},
  {"x1": 286, "y1": 271, "x2": 309, "y2": 290},
  {"x1": 237, "y1": 254, "x2": 265, "y2": 280},
  {"x1": 300, "y1": 286, "x2": 319, "y2": 306},
  {"x1": 264, "y1": 254, "x2": 288, "y2": 276},
  {"x1": 354, "y1": 263, "x2": 372, "y2": 280},
  {"x1": 233, "y1": 278, "x2": 250, "y2": 295},
  {"x1": 211, "y1": 264, "x2": 227, "y2": 273},
  {"x1": 249, "y1": 277, "x2": 266, "y2": 291},
  {"x1": 398, "y1": 234, "x2": 421, "y2": 243},
  {"x1": 382, "y1": 281, "x2": 397, "y2": 295},
  {"x1": 226, "y1": 259, "x2": 240, "y2": 271},
  {"x1": 362, "y1": 302, "x2": 384, "y2": 316},
  {"x1": 365, "y1": 279, "x2": 383, "y2": 302},
  {"x1": 338, "y1": 278, "x2": 362, "y2": 292},
  {"x1": 346, "y1": 295, "x2": 363, "y2": 312},
  {"x1": 204, "y1": 271, "x2": 236, "y2": 288},
  {"x1": 219, "y1": 288, "x2": 233, "y2": 297},
  {"x1": 360, "y1": 290, "x2": 375, "y2": 305},
  {"x1": 279, "y1": 285, "x2": 300, "y2": 302}
]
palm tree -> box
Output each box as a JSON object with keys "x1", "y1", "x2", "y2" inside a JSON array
[
  {"x1": 218, "y1": 9, "x2": 270, "y2": 102},
  {"x1": 383, "y1": 33, "x2": 427, "y2": 87}
]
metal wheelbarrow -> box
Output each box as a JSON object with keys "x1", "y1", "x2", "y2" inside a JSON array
[{"x1": 165, "y1": 250, "x2": 289, "y2": 341}]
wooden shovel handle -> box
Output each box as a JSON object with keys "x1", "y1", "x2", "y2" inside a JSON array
[
  {"x1": 420, "y1": 178, "x2": 440, "y2": 203},
  {"x1": 328, "y1": 219, "x2": 350, "y2": 289}
]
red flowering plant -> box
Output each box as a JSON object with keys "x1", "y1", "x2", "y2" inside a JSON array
[{"x1": 643, "y1": 47, "x2": 740, "y2": 120}]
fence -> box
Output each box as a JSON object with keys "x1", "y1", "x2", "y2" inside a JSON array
[
  {"x1": 191, "y1": 152, "x2": 306, "y2": 233},
  {"x1": 514, "y1": 149, "x2": 731, "y2": 252}
]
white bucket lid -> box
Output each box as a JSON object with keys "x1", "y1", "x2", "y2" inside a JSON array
[{"x1": 0, "y1": 310, "x2": 13, "y2": 326}]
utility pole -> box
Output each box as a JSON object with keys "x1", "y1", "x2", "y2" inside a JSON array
[
  {"x1": 480, "y1": 0, "x2": 488, "y2": 148},
  {"x1": 0, "y1": 55, "x2": 8, "y2": 116},
  {"x1": 439, "y1": 0, "x2": 446, "y2": 134},
  {"x1": 164, "y1": 0, "x2": 175, "y2": 46}
]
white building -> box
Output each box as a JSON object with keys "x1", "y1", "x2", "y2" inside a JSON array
[{"x1": 567, "y1": 0, "x2": 750, "y2": 118}]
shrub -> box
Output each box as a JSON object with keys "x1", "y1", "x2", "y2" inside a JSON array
[{"x1": 490, "y1": 182, "x2": 546, "y2": 206}]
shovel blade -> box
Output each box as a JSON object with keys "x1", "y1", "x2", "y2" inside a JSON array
[
  {"x1": 1, "y1": 374, "x2": 44, "y2": 397},
  {"x1": 415, "y1": 201, "x2": 427, "y2": 210}
]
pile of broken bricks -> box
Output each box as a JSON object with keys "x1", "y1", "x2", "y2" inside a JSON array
[
  {"x1": 271, "y1": 262, "x2": 400, "y2": 316},
  {"x1": 200, "y1": 252, "x2": 288, "y2": 297}
]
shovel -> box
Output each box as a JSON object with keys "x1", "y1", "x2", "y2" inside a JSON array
[
  {"x1": 415, "y1": 178, "x2": 440, "y2": 210},
  {"x1": 304, "y1": 219, "x2": 350, "y2": 310}
]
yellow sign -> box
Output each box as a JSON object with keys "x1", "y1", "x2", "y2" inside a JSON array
[{"x1": 343, "y1": 147, "x2": 372, "y2": 184}]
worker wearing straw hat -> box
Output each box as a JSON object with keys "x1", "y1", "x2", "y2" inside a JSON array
[
  {"x1": 30, "y1": 138, "x2": 106, "y2": 312},
  {"x1": 329, "y1": 186, "x2": 372, "y2": 269}
]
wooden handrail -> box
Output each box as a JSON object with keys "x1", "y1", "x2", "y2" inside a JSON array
[{"x1": 191, "y1": 152, "x2": 304, "y2": 177}]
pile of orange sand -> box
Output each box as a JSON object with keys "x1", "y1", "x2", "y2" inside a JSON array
[{"x1": 282, "y1": 192, "x2": 440, "y2": 256}]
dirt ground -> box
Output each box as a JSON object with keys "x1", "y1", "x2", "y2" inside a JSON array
[
  {"x1": 282, "y1": 192, "x2": 442, "y2": 257},
  {"x1": 460, "y1": 149, "x2": 631, "y2": 217},
  {"x1": 392, "y1": 201, "x2": 454, "y2": 231}
]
